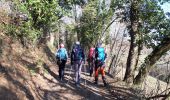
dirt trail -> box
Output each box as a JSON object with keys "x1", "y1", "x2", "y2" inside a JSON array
[
  {"x1": 31, "y1": 60, "x2": 115, "y2": 100},
  {"x1": 29, "y1": 57, "x2": 141, "y2": 100}
]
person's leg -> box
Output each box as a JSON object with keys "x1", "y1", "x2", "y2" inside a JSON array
[
  {"x1": 61, "y1": 60, "x2": 66, "y2": 80},
  {"x1": 94, "y1": 66, "x2": 99, "y2": 84},
  {"x1": 91, "y1": 59, "x2": 95, "y2": 76},
  {"x1": 88, "y1": 61, "x2": 91, "y2": 75},
  {"x1": 94, "y1": 60, "x2": 99, "y2": 84},
  {"x1": 78, "y1": 60, "x2": 83, "y2": 84},
  {"x1": 101, "y1": 66, "x2": 107, "y2": 86},
  {"x1": 89, "y1": 61, "x2": 93, "y2": 76},
  {"x1": 74, "y1": 61, "x2": 79, "y2": 84}
]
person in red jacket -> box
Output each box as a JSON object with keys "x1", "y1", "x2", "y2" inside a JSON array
[{"x1": 87, "y1": 46, "x2": 95, "y2": 77}]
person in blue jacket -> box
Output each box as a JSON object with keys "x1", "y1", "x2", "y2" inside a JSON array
[{"x1": 55, "y1": 43, "x2": 68, "y2": 81}]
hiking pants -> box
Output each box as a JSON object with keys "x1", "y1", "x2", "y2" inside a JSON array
[
  {"x1": 58, "y1": 60, "x2": 66, "y2": 80},
  {"x1": 94, "y1": 61, "x2": 106, "y2": 84},
  {"x1": 74, "y1": 60, "x2": 83, "y2": 84},
  {"x1": 95, "y1": 66, "x2": 105, "y2": 79}
]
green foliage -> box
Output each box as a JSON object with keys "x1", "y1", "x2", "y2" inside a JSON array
[
  {"x1": 6, "y1": 20, "x2": 41, "y2": 43},
  {"x1": 138, "y1": 0, "x2": 170, "y2": 49},
  {"x1": 25, "y1": 0, "x2": 62, "y2": 30},
  {"x1": 79, "y1": 0, "x2": 114, "y2": 49},
  {"x1": 6, "y1": 0, "x2": 66, "y2": 44},
  {"x1": 65, "y1": 25, "x2": 76, "y2": 50},
  {"x1": 4, "y1": 0, "x2": 40, "y2": 43}
]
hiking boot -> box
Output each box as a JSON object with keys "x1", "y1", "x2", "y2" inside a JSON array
[
  {"x1": 59, "y1": 78, "x2": 63, "y2": 82},
  {"x1": 94, "y1": 77, "x2": 98, "y2": 85},
  {"x1": 90, "y1": 73, "x2": 92, "y2": 77},
  {"x1": 103, "y1": 82, "x2": 107, "y2": 87},
  {"x1": 75, "y1": 83, "x2": 80, "y2": 88},
  {"x1": 102, "y1": 76, "x2": 107, "y2": 87},
  {"x1": 94, "y1": 81, "x2": 98, "y2": 85}
]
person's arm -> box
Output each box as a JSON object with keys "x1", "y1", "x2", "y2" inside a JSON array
[
  {"x1": 65, "y1": 49, "x2": 68, "y2": 61},
  {"x1": 82, "y1": 49, "x2": 85, "y2": 61},
  {"x1": 82, "y1": 49, "x2": 86, "y2": 64},
  {"x1": 71, "y1": 49, "x2": 74, "y2": 65},
  {"x1": 105, "y1": 53, "x2": 107, "y2": 60}
]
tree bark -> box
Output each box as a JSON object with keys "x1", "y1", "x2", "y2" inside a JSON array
[
  {"x1": 108, "y1": 55, "x2": 116, "y2": 74},
  {"x1": 134, "y1": 39, "x2": 170, "y2": 84},
  {"x1": 123, "y1": 0, "x2": 140, "y2": 83}
]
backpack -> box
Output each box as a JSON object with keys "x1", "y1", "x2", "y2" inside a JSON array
[
  {"x1": 95, "y1": 47, "x2": 105, "y2": 62},
  {"x1": 88, "y1": 47, "x2": 95, "y2": 60},
  {"x1": 73, "y1": 45, "x2": 83, "y2": 60},
  {"x1": 56, "y1": 48, "x2": 67, "y2": 60}
]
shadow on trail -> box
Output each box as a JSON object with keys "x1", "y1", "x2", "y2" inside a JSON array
[
  {"x1": 42, "y1": 62, "x2": 113, "y2": 100},
  {"x1": 0, "y1": 64, "x2": 35, "y2": 100},
  {"x1": 0, "y1": 86, "x2": 18, "y2": 100},
  {"x1": 65, "y1": 65, "x2": 142, "y2": 100},
  {"x1": 107, "y1": 85, "x2": 143, "y2": 100},
  {"x1": 43, "y1": 63, "x2": 58, "y2": 79}
]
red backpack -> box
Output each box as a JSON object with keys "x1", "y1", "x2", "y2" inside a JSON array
[{"x1": 88, "y1": 47, "x2": 95, "y2": 60}]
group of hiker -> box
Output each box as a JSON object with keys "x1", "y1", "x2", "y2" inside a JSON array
[{"x1": 55, "y1": 41, "x2": 107, "y2": 87}]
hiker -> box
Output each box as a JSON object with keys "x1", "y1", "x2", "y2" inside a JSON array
[
  {"x1": 94, "y1": 43, "x2": 107, "y2": 86},
  {"x1": 55, "y1": 43, "x2": 68, "y2": 81},
  {"x1": 87, "y1": 46, "x2": 95, "y2": 77},
  {"x1": 71, "y1": 41, "x2": 85, "y2": 86}
]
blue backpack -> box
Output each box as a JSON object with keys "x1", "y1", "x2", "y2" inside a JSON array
[
  {"x1": 57, "y1": 48, "x2": 67, "y2": 60},
  {"x1": 96, "y1": 47, "x2": 105, "y2": 62},
  {"x1": 73, "y1": 45, "x2": 83, "y2": 60}
]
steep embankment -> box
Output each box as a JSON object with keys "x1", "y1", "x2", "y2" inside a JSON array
[{"x1": 0, "y1": 33, "x2": 46, "y2": 100}]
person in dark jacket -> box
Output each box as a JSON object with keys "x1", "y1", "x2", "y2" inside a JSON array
[{"x1": 71, "y1": 41, "x2": 85, "y2": 87}]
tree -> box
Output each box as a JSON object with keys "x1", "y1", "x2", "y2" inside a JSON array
[
  {"x1": 79, "y1": 0, "x2": 118, "y2": 49},
  {"x1": 123, "y1": 0, "x2": 141, "y2": 83},
  {"x1": 134, "y1": 14, "x2": 170, "y2": 84},
  {"x1": 8, "y1": 0, "x2": 67, "y2": 46},
  {"x1": 25, "y1": 0, "x2": 63, "y2": 44},
  {"x1": 124, "y1": 0, "x2": 170, "y2": 84},
  {"x1": 134, "y1": 38, "x2": 170, "y2": 84}
]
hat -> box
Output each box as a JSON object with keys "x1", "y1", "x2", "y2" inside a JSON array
[
  {"x1": 60, "y1": 43, "x2": 64, "y2": 48},
  {"x1": 76, "y1": 41, "x2": 80, "y2": 45}
]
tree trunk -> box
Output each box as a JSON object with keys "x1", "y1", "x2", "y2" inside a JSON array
[
  {"x1": 39, "y1": 26, "x2": 49, "y2": 45},
  {"x1": 133, "y1": 40, "x2": 142, "y2": 71},
  {"x1": 108, "y1": 55, "x2": 116, "y2": 74},
  {"x1": 131, "y1": 35, "x2": 143, "y2": 78},
  {"x1": 123, "y1": 0, "x2": 140, "y2": 83},
  {"x1": 134, "y1": 39, "x2": 170, "y2": 84}
]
